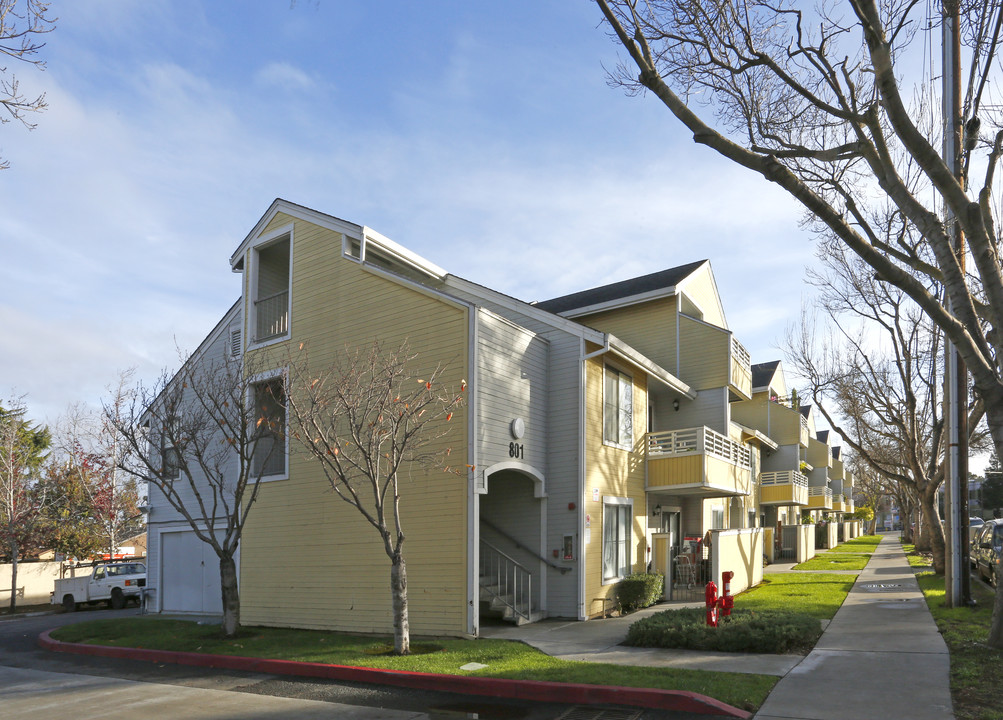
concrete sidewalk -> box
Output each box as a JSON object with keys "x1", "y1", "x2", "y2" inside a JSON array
[{"x1": 754, "y1": 533, "x2": 953, "y2": 720}]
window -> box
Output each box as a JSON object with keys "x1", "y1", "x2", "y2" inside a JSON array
[
  {"x1": 602, "y1": 498, "x2": 633, "y2": 582},
  {"x1": 711, "y1": 505, "x2": 725, "y2": 530},
  {"x1": 603, "y1": 366, "x2": 633, "y2": 447},
  {"x1": 250, "y1": 231, "x2": 291, "y2": 345},
  {"x1": 252, "y1": 378, "x2": 286, "y2": 478},
  {"x1": 161, "y1": 418, "x2": 180, "y2": 479}
]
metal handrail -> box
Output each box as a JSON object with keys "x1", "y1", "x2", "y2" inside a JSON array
[
  {"x1": 254, "y1": 290, "x2": 289, "y2": 341},
  {"x1": 481, "y1": 518, "x2": 570, "y2": 573},
  {"x1": 480, "y1": 539, "x2": 532, "y2": 622}
]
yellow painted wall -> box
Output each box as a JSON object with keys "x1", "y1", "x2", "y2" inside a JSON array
[
  {"x1": 582, "y1": 354, "x2": 648, "y2": 616},
  {"x1": 678, "y1": 316, "x2": 729, "y2": 390},
  {"x1": 240, "y1": 211, "x2": 470, "y2": 637},
  {"x1": 574, "y1": 297, "x2": 678, "y2": 376}
]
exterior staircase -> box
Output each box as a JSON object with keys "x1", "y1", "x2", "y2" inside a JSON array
[{"x1": 479, "y1": 539, "x2": 544, "y2": 625}]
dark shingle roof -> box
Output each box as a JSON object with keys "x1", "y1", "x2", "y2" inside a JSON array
[
  {"x1": 534, "y1": 260, "x2": 707, "y2": 315},
  {"x1": 817, "y1": 430, "x2": 830, "y2": 443},
  {"x1": 800, "y1": 405, "x2": 812, "y2": 418},
  {"x1": 752, "y1": 360, "x2": 781, "y2": 389}
]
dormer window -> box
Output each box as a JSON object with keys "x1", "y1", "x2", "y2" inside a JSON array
[{"x1": 250, "y1": 234, "x2": 290, "y2": 344}]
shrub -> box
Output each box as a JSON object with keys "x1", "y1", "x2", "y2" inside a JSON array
[
  {"x1": 625, "y1": 607, "x2": 822, "y2": 654},
  {"x1": 616, "y1": 572, "x2": 664, "y2": 611}
]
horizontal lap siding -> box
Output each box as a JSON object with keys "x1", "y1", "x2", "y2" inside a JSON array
[
  {"x1": 583, "y1": 356, "x2": 647, "y2": 614},
  {"x1": 476, "y1": 310, "x2": 548, "y2": 476},
  {"x1": 241, "y1": 214, "x2": 470, "y2": 637},
  {"x1": 678, "y1": 316, "x2": 729, "y2": 391},
  {"x1": 575, "y1": 297, "x2": 677, "y2": 375},
  {"x1": 437, "y1": 284, "x2": 584, "y2": 618}
]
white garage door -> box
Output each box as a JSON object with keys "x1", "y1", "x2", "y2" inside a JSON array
[{"x1": 160, "y1": 530, "x2": 224, "y2": 614}]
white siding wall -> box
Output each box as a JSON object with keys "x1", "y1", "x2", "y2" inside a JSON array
[
  {"x1": 146, "y1": 303, "x2": 241, "y2": 615},
  {"x1": 445, "y1": 282, "x2": 584, "y2": 618}
]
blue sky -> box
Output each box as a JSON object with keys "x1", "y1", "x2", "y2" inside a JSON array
[{"x1": 2, "y1": 0, "x2": 814, "y2": 428}]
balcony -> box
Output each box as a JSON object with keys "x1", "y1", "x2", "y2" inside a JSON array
[
  {"x1": 832, "y1": 494, "x2": 846, "y2": 513},
  {"x1": 759, "y1": 470, "x2": 809, "y2": 506},
  {"x1": 807, "y1": 486, "x2": 833, "y2": 510},
  {"x1": 730, "y1": 337, "x2": 752, "y2": 399},
  {"x1": 254, "y1": 290, "x2": 289, "y2": 342},
  {"x1": 646, "y1": 427, "x2": 753, "y2": 497}
]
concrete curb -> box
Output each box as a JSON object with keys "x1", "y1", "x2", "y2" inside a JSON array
[{"x1": 38, "y1": 629, "x2": 750, "y2": 718}]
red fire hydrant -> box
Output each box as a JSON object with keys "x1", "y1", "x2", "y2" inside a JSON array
[
  {"x1": 705, "y1": 580, "x2": 719, "y2": 626},
  {"x1": 719, "y1": 571, "x2": 734, "y2": 619}
]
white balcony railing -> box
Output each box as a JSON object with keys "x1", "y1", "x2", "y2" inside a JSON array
[
  {"x1": 808, "y1": 486, "x2": 833, "y2": 501},
  {"x1": 731, "y1": 336, "x2": 751, "y2": 369},
  {"x1": 761, "y1": 470, "x2": 808, "y2": 487},
  {"x1": 647, "y1": 427, "x2": 751, "y2": 468}
]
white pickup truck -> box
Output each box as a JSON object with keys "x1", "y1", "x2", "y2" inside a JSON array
[{"x1": 52, "y1": 562, "x2": 147, "y2": 612}]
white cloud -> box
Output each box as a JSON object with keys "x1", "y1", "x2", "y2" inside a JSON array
[{"x1": 254, "y1": 62, "x2": 314, "y2": 91}]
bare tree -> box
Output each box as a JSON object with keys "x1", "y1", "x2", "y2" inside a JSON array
[
  {"x1": 1, "y1": 0, "x2": 55, "y2": 170},
  {"x1": 55, "y1": 378, "x2": 147, "y2": 560},
  {"x1": 0, "y1": 396, "x2": 49, "y2": 612},
  {"x1": 593, "y1": 0, "x2": 1003, "y2": 645},
  {"x1": 786, "y1": 244, "x2": 988, "y2": 572},
  {"x1": 284, "y1": 341, "x2": 465, "y2": 655},
  {"x1": 108, "y1": 351, "x2": 281, "y2": 638}
]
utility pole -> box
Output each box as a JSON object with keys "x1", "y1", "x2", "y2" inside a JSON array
[{"x1": 942, "y1": 0, "x2": 970, "y2": 608}]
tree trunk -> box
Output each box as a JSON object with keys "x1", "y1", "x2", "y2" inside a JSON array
[
  {"x1": 8, "y1": 541, "x2": 17, "y2": 614},
  {"x1": 920, "y1": 489, "x2": 946, "y2": 575},
  {"x1": 390, "y1": 552, "x2": 409, "y2": 655},
  {"x1": 219, "y1": 554, "x2": 240, "y2": 638},
  {"x1": 916, "y1": 508, "x2": 932, "y2": 551}
]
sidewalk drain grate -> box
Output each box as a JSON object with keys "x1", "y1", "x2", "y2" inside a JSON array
[{"x1": 555, "y1": 708, "x2": 642, "y2": 720}]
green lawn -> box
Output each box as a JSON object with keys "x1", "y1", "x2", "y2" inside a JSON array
[
  {"x1": 916, "y1": 572, "x2": 1003, "y2": 720},
  {"x1": 50, "y1": 618, "x2": 776, "y2": 712},
  {"x1": 830, "y1": 535, "x2": 882, "y2": 553},
  {"x1": 737, "y1": 572, "x2": 857, "y2": 619},
  {"x1": 793, "y1": 553, "x2": 870, "y2": 572}
]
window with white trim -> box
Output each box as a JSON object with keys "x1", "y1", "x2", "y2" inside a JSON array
[
  {"x1": 249, "y1": 234, "x2": 290, "y2": 345},
  {"x1": 251, "y1": 378, "x2": 286, "y2": 478},
  {"x1": 602, "y1": 497, "x2": 633, "y2": 583},
  {"x1": 603, "y1": 365, "x2": 633, "y2": 448}
]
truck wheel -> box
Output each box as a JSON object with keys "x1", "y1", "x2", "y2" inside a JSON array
[
  {"x1": 110, "y1": 587, "x2": 126, "y2": 610},
  {"x1": 62, "y1": 594, "x2": 76, "y2": 613}
]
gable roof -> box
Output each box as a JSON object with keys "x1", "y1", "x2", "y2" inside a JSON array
[
  {"x1": 533, "y1": 260, "x2": 707, "y2": 315},
  {"x1": 817, "y1": 430, "x2": 830, "y2": 443},
  {"x1": 752, "y1": 360, "x2": 781, "y2": 390}
]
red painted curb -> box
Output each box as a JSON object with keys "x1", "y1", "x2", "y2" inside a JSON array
[{"x1": 38, "y1": 630, "x2": 750, "y2": 718}]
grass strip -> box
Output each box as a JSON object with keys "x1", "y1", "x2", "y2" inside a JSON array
[
  {"x1": 831, "y1": 535, "x2": 882, "y2": 553},
  {"x1": 916, "y1": 572, "x2": 1003, "y2": 720},
  {"x1": 793, "y1": 554, "x2": 869, "y2": 572},
  {"x1": 50, "y1": 617, "x2": 776, "y2": 711},
  {"x1": 736, "y1": 572, "x2": 856, "y2": 619}
]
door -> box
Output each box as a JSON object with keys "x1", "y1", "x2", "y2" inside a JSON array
[{"x1": 160, "y1": 530, "x2": 224, "y2": 614}]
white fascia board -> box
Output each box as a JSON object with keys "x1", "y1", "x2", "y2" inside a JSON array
[
  {"x1": 229, "y1": 199, "x2": 362, "y2": 271},
  {"x1": 141, "y1": 299, "x2": 242, "y2": 425},
  {"x1": 362, "y1": 226, "x2": 447, "y2": 279},
  {"x1": 443, "y1": 275, "x2": 606, "y2": 346},
  {"x1": 606, "y1": 333, "x2": 696, "y2": 399},
  {"x1": 549, "y1": 286, "x2": 678, "y2": 319}
]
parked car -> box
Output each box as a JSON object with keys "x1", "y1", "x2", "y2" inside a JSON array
[
  {"x1": 970, "y1": 516, "x2": 986, "y2": 567},
  {"x1": 974, "y1": 520, "x2": 1003, "y2": 586}
]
